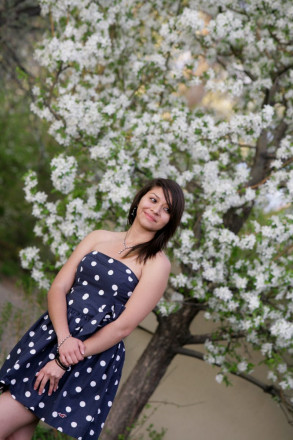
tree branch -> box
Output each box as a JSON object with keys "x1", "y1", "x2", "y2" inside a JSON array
[
  {"x1": 175, "y1": 347, "x2": 293, "y2": 424},
  {"x1": 185, "y1": 332, "x2": 245, "y2": 345}
]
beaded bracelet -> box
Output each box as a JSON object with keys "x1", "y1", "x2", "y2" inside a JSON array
[
  {"x1": 55, "y1": 352, "x2": 69, "y2": 371},
  {"x1": 57, "y1": 333, "x2": 72, "y2": 352}
]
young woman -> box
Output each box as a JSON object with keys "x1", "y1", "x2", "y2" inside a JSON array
[{"x1": 0, "y1": 178, "x2": 185, "y2": 440}]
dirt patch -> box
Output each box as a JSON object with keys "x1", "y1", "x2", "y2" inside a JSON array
[{"x1": 0, "y1": 278, "x2": 43, "y2": 362}]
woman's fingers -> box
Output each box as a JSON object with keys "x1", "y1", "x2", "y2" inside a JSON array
[
  {"x1": 33, "y1": 372, "x2": 43, "y2": 392},
  {"x1": 37, "y1": 374, "x2": 49, "y2": 395},
  {"x1": 48, "y1": 377, "x2": 57, "y2": 396},
  {"x1": 78, "y1": 340, "x2": 85, "y2": 356},
  {"x1": 34, "y1": 361, "x2": 65, "y2": 396},
  {"x1": 59, "y1": 337, "x2": 85, "y2": 364}
]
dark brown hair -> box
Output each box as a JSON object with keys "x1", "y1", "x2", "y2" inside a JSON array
[{"x1": 125, "y1": 178, "x2": 185, "y2": 263}]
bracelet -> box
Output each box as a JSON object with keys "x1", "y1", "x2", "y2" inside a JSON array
[
  {"x1": 57, "y1": 334, "x2": 72, "y2": 352},
  {"x1": 55, "y1": 352, "x2": 69, "y2": 371}
]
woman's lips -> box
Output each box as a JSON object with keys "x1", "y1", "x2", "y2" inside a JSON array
[{"x1": 144, "y1": 211, "x2": 156, "y2": 222}]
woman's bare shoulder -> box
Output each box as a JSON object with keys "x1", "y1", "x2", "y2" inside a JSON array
[
  {"x1": 143, "y1": 251, "x2": 171, "y2": 274},
  {"x1": 87, "y1": 229, "x2": 123, "y2": 250}
]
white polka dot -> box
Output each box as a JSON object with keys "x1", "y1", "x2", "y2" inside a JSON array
[
  {"x1": 29, "y1": 331, "x2": 35, "y2": 337},
  {"x1": 74, "y1": 372, "x2": 80, "y2": 377},
  {"x1": 57, "y1": 427, "x2": 63, "y2": 432},
  {"x1": 28, "y1": 342, "x2": 34, "y2": 347},
  {"x1": 80, "y1": 266, "x2": 83, "y2": 272},
  {"x1": 91, "y1": 320, "x2": 97, "y2": 325},
  {"x1": 17, "y1": 348, "x2": 21, "y2": 354},
  {"x1": 52, "y1": 411, "x2": 58, "y2": 418},
  {"x1": 14, "y1": 364, "x2": 20, "y2": 370},
  {"x1": 82, "y1": 293, "x2": 89, "y2": 300},
  {"x1": 92, "y1": 251, "x2": 97, "y2": 255},
  {"x1": 128, "y1": 291, "x2": 132, "y2": 297},
  {"x1": 91, "y1": 261, "x2": 97, "y2": 266},
  {"x1": 115, "y1": 380, "x2": 119, "y2": 385},
  {"x1": 11, "y1": 379, "x2": 16, "y2": 385},
  {"x1": 23, "y1": 377, "x2": 29, "y2": 382},
  {"x1": 112, "y1": 284, "x2": 118, "y2": 291},
  {"x1": 102, "y1": 374, "x2": 107, "y2": 380},
  {"x1": 63, "y1": 391, "x2": 67, "y2": 397},
  {"x1": 116, "y1": 355, "x2": 120, "y2": 361},
  {"x1": 108, "y1": 258, "x2": 114, "y2": 263},
  {"x1": 98, "y1": 408, "x2": 101, "y2": 414},
  {"x1": 49, "y1": 353, "x2": 55, "y2": 360},
  {"x1": 83, "y1": 308, "x2": 89, "y2": 314},
  {"x1": 39, "y1": 402, "x2": 45, "y2": 408},
  {"x1": 128, "y1": 276, "x2": 133, "y2": 282},
  {"x1": 100, "y1": 360, "x2": 106, "y2": 367},
  {"x1": 126, "y1": 269, "x2": 131, "y2": 274},
  {"x1": 75, "y1": 317, "x2": 81, "y2": 323},
  {"x1": 94, "y1": 275, "x2": 100, "y2": 281},
  {"x1": 66, "y1": 406, "x2": 72, "y2": 412},
  {"x1": 101, "y1": 423, "x2": 104, "y2": 428},
  {"x1": 95, "y1": 395, "x2": 100, "y2": 400},
  {"x1": 80, "y1": 401, "x2": 86, "y2": 407},
  {"x1": 11, "y1": 394, "x2": 16, "y2": 400},
  {"x1": 86, "y1": 415, "x2": 92, "y2": 421},
  {"x1": 82, "y1": 281, "x2": 88, "y2": 285},
  {"x1": 71, "y1": 422, "x2": 77, "y2": 428},
  {"x1": 6, "y1": 354, "x2": 10, "y2": 360},
  {"x1": 49, "y1": 329, "x2": 54, "y2": 334},
  {"x1": 98, "y1": 290, "x2": 104, "y2": 295},
  {"x1": 87, "y1": 367, "x2": 92, "y2": 373},
  {"x1": 44, "y1": 315, "x2": 48, "y2": 320},
  {"x1": 30, "y1": 349, "x2": 36, "y2": 355},
  {"x1": 90, "y1": 430, "x2": 95, "y2": 436},
  {"x1": 75, "y1": 387, "x2": 82, "y2": 393},
  {"x1": 90, "y1": 381, "x2": 96, "y2": 387},
  {"x1": 26, "y1": 363, "x2": 30, "y2": 368},
  {"x1": 69, "y1": 300, "x2": 74, "y2": 305},
  {"x1": 42, "y1": 325, "x2": 47, "y2": 331},
  {"x1": 30, "y1": 407, "x2": 35, "y2": 411},
  {"x1": 108, "y1": 401, "x2": 112, "y2": 407},
  {"x1": 108, "y1": 270, "x2": 114, "y2": 275}
]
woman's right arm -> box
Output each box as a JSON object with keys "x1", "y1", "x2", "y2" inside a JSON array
[{"x1": 47, "y1": 230, "x2": 102, "y2": 365}]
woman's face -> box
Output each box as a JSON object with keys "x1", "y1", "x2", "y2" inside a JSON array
[{"x1": 136, "y1": 186, "x2": 171, "y2": 231}]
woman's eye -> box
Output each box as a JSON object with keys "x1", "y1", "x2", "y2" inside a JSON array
[{"x1": 150, "y1": 198, "x2": 156, "y2": 202}]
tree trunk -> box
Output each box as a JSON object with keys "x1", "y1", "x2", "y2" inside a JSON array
[{"x1": 101, "y1": 302, "x2": 200, "y2": 440}]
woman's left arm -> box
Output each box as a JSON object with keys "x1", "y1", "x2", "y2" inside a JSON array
[{"x1": 83, "y1": 253, "x2": 171, "y2": 357}]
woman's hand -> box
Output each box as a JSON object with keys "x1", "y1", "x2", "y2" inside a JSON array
[
  {"x1": 58, "y1": 336, "x2": 85, "y2": 366},
  {"x1": 34, "y1": 360, "x2": 66, "y2": 396}
]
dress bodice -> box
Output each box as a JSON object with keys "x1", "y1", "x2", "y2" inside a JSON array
[{"x1": 66, "y1": 251, "x2": 139, "y2": 319}]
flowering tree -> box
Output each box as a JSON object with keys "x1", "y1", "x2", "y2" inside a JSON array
[{"x1": 20, "y1": 0, "x2": 293, "y2": 437}]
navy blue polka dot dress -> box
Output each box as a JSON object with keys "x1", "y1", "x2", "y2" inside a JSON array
[{"x1": 0, "y1": 251, "x2": 138, "y2": 439}]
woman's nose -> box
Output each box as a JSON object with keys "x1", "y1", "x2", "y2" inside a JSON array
[{"x1": 152, "y1": 205, "x2": 161, "y2": 215}]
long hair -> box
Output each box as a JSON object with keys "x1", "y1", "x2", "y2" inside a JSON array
[{"x1": 125, "y1": 178, "x2": 185, "y2": 263}]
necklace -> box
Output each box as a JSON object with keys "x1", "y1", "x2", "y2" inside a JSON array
[{"x1": 118, "y1": 231, "x2": 135, "y2": 255}]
